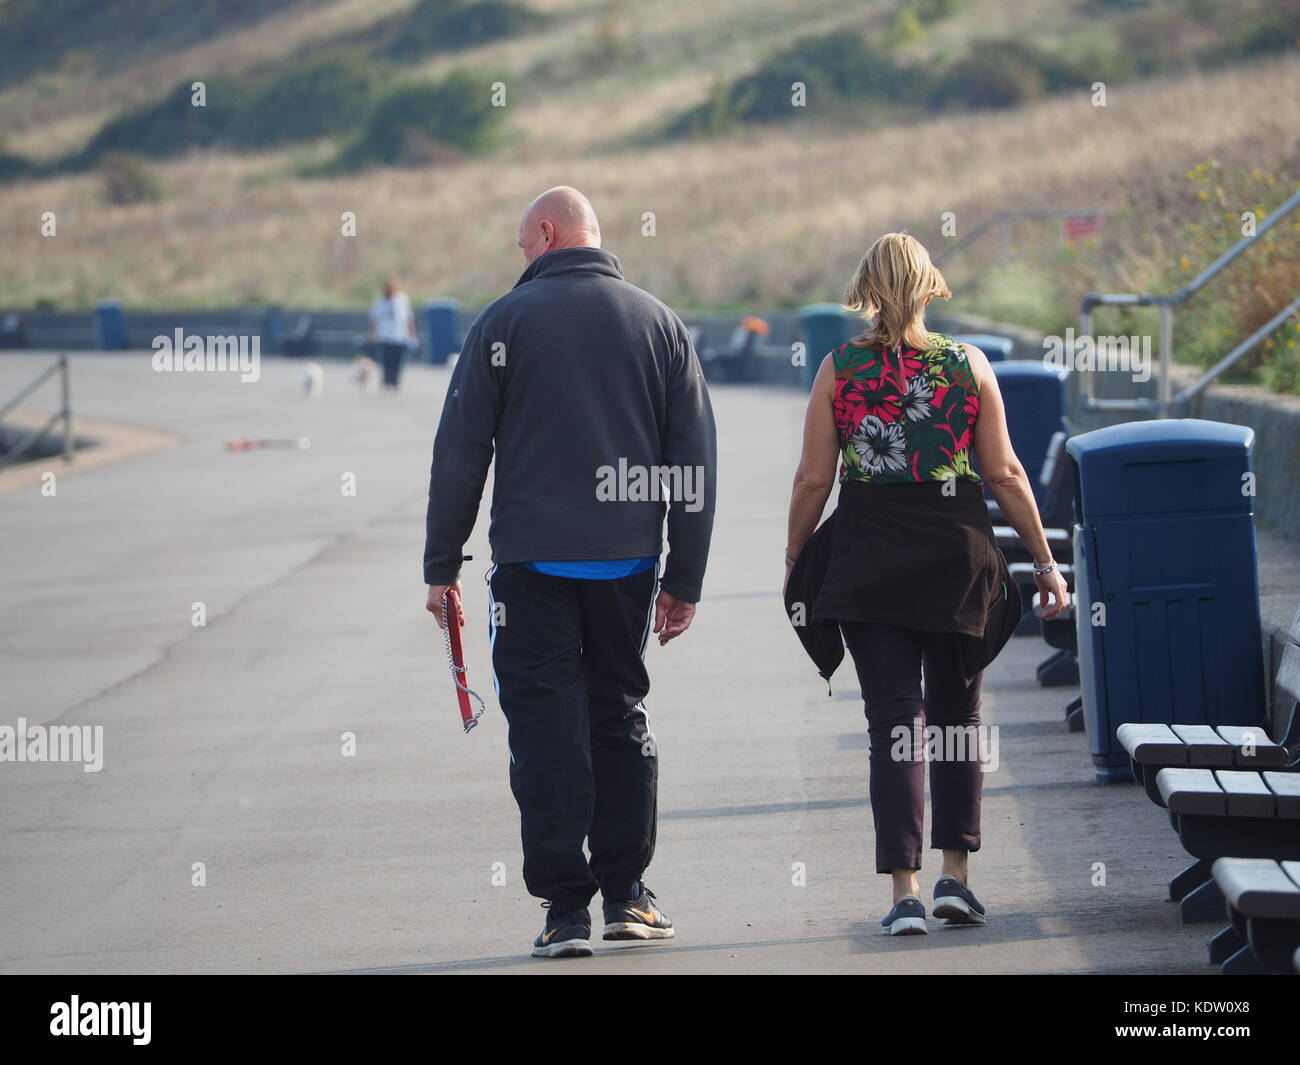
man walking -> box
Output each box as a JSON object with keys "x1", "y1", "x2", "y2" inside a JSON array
[{"x1": 424, "y1": 187, "x2": 717, "y2": 958}]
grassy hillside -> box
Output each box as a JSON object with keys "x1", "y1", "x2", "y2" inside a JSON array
[{"x1": 0, "y1": 0, "x2": 1296, "y2": 382}]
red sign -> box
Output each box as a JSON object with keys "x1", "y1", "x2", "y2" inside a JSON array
[{"x1": 1064, "y1": 214, "x2": 1100, "y2": 241}]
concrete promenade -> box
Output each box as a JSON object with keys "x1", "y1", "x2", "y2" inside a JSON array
[{"x1": 0, "y1": 351, "x2": 1285, "y2": 974}]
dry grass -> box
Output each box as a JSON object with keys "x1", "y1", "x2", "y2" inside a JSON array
[
  {"x1": 2, "y1": 51, "x2": 1295, "y2": 312},
  {"x1": 0, "y1": 0, "x2": 416, "y2": 158},
  {"x1": 0, "y1": 0, "x2": 1295, "y2": 312},
  {"x1": 15, "y1": 0, "x2": 1081, "y2": 161}
]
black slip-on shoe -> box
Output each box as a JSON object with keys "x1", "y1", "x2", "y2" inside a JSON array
[
  {"x1": 602, "y1": 884, "x2": 675, "y2": 941},
  {"x1": 933, "y1": 875, "x2": 987, "y2": 926},
  {"x1": 880, "y1": 894, "x2": 929, "y2": 936},
  {"x1": 531, "y1": 904, "x2": 594, "y2": 958}
]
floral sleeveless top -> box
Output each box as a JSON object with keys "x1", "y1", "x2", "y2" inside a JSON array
[{"x1": 831, "y1": 332, "x2": 981, "y2": 485}]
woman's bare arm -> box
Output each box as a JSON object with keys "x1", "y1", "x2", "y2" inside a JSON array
[
  {"x1": 786, "y1": 355, "x2": 840, "y2": 571},
  {"x1": 967, "y1": 344, "x2": 1070, "y2": 617}
]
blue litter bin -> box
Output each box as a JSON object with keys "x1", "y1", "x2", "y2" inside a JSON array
[
  {"x1": 94, "y1": 299, "x2": 127, "y2": 350},
  {"x1": 1067, "y1": 419, "x2": 1266, "y2": 783},
  {"x1": 953, "y1": 333, "x2": 1013, "y2": 361},
  {"x1": 988, "y1": 360, "x2": 1067, "y2": 503},
  {"x1": 260, "y1": 307, "x2": 285, "y2": 353},
  {"x1": 799, "y1": 303, "x2": 854, "y2": 389},
  {"x1": 423, "y1": 299, "x2": 459, "y2": 366}
]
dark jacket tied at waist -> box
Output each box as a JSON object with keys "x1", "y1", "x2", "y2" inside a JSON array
[{"x1": 784, "y1": 480, "x2": 1021, "y2": 688}]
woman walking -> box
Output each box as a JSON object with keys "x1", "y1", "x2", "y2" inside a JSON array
[
  {"x1": 368, "y1": 277, "x2": 417, "y2": 390},
  {"x1": 783, "y1": 233, "x2": 1069, "y2": 936}
]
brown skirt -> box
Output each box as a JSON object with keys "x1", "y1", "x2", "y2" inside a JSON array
[{"x1": 812, "y1": 479, "x2": 1009, "y2": 638}]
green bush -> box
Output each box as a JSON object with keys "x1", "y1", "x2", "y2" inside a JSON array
[
  {"x1": 961, "y1": 261, "x2": 1075, "y2": 338},
  {"x1": 667, "y1": 29, "x2": 1101, "y2": 137},
  {"x1": 0, "y1": 141, "x2": 34, "y2": 181},
  {"x1": 387, "y1": 0, "x2": 548, "y2": 61},
  {"x1": 1263, "y1": 321, "x2": 1300, "y2": 395},
  {"x1": 236, "y1": 55, "x2": 389, "y2": 147},
  {"x1": 890, "y1": 0, "x2": 962, "y2": 41},
  {"x1": 71, "y1": 56, "x2": 390, "y2": 165},
  {"x1": 339, "y1": 71, "x2": 502, "y2": 168},
  {"x1": 928, "y1": 40, "x2": 1088, "y2": 110},
  {"x1": 668, "y1": 33, "x2": 914, "y2": 135},
  {"x1": 79, "y1": 77, "x2": 253, "y2": 161},
  {"x1": 100, "y1": 151, "x2": 162, "y2": 205},
  {"x1": 1228, "y1": 6, "x2": 1300, "y2": 58},
  {"x1": 0, "y1": 0, "x2": 300, "y2": 92},
  {"x1": 910, "y1": 0, "x2": 962, "y2": 19},
  {"x1": 1150, "y1": 162, "x2": 1299, "y2": 389}
]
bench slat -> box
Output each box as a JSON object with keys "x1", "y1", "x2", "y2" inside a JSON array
[
  {"x1": 1214, "y1": 725, "x2": 1289, "y2": 767},
  {"x1": 1117, "y1": 723, "x2": 1187, "y2": 765},
  {"x1": 1171, "y1": 724, "x2": 1235, "y2": 766},
  {"x1": 1263, "y1": 772, "x2": 1300, "y2": 818},
  {"x1": 1213, "y1": 770, "x2": 1277, "y2": 818},
  {"x1": 1212, "y1": 857, "x2": 1300, "y2": 918},
  {"x1": 994, "y1": 525, "x2": 1071, "y2": 546},
  {"x1": 1158, "y1": 767, "x2": 1226, "y2": 815}
]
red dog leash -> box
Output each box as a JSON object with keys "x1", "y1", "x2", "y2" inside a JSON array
[{"x1": 441, "y1": 585, "x2": 485, "y2": 734}]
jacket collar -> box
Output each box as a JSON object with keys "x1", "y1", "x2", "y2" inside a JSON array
[{"x1": 513, "y1": 246, "x2": 623, "y2": 289}]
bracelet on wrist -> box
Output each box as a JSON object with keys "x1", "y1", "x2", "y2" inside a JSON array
[{"x1": 1033, "y1": 561, "x2": 1056, "y2": 576}]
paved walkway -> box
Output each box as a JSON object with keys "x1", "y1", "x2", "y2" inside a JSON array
[{"x1": 0, "y1": 351, "x2": 1273, "y2": 973}]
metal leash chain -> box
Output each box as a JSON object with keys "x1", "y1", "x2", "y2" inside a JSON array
[{"x1": 441, "y1": 593, "x2": 486, "y2": 732}]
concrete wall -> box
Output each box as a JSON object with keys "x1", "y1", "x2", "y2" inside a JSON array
[{"x1": 1178, "y1": 368, "x2": 1300, "y2": 539}]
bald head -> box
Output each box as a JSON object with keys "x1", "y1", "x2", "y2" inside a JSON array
[{"x1": 518, "y1": 186, "x2": 601, "y2": 265}]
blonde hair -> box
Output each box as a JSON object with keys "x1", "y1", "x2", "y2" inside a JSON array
[{"x1": 843, "y1": 232, "x2": 951, "y2": 352}]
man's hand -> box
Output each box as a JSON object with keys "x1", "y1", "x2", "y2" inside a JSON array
[
  {"x1": 653, "y1": 589, "x2": 696, "y2": 646},
  {"x1": 426, "y1": 580, "x2": 465, "y2": 629}
]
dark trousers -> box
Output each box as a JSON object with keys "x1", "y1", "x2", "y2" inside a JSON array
[
  {"x1": 487, "y1": 562, "x2": 658, "y2": 912},
  {"x1": 840, "y1": 622, "x2": 985, "y2": 874},
  {"x1": 378, "y1": 342, "x2": 405, "y2": 387}
]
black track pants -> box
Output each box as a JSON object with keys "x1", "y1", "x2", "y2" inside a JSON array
[{"x1": 487, "y1": 563, "x2": 658, "y2": 912}]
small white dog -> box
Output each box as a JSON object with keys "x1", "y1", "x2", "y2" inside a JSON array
[
  {"x1": 351, "y1": 354, "x2": 380, "y2": 393},
  {"x1": 301, "y1": 362, "x2": 324, "y2": 399}
]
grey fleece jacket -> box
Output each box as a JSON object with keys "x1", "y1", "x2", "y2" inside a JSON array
[{"x1": 423, "y1": 247, "x2": 717, "y2": 603}]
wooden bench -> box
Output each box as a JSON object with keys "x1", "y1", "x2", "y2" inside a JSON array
[
  {"x1": 991, "y1": 432, "x2": 1082, "y2": 700},
  {"x1": 1113, "y1": 623, "x2": 1300, "y2": 920},
  {"x1": 1210, "y1": 858, "x2": 1300, "y2": 974},
  {"x1": 1120, "y1": 722, "x2": 1289, "y2": 808},
  {"x1": 994, "y1": 525, "x2": 1073, "y2": 565},
  {"x1": 1007, "y1": 562, "x2": 1075, "y2": 642},
  {"x1": 1155, "y1": 767, "x2": 1300, "y2": 922}
]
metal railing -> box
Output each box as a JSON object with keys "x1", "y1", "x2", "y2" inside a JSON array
[
  {"x1": 935, "y1": 208, "x2": 1104, "y2": 296},
  {"x1": 0, "y1": 353, "x2": 73, "y2": 468},
  {"x1": 1077, "y1": 188, "x2": 1300, "y2": 417}
]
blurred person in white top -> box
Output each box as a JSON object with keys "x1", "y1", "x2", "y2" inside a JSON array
[{"x1": 368, "y1": 277, "x2": 417, "y2": 390}]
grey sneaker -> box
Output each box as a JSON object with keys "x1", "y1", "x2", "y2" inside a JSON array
[
  {"x1": 880, "y1": 894, "x2": 928, "y2": 936},
  {"x1": 531, "y1": 904, "x2": 593, "y2": 958},
  {"x1": 602, "y1": 884, "x2": 675, "y2": 941},
  {"x1": 933, "y1": 875, "x2": 987, "y2": 926}
]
